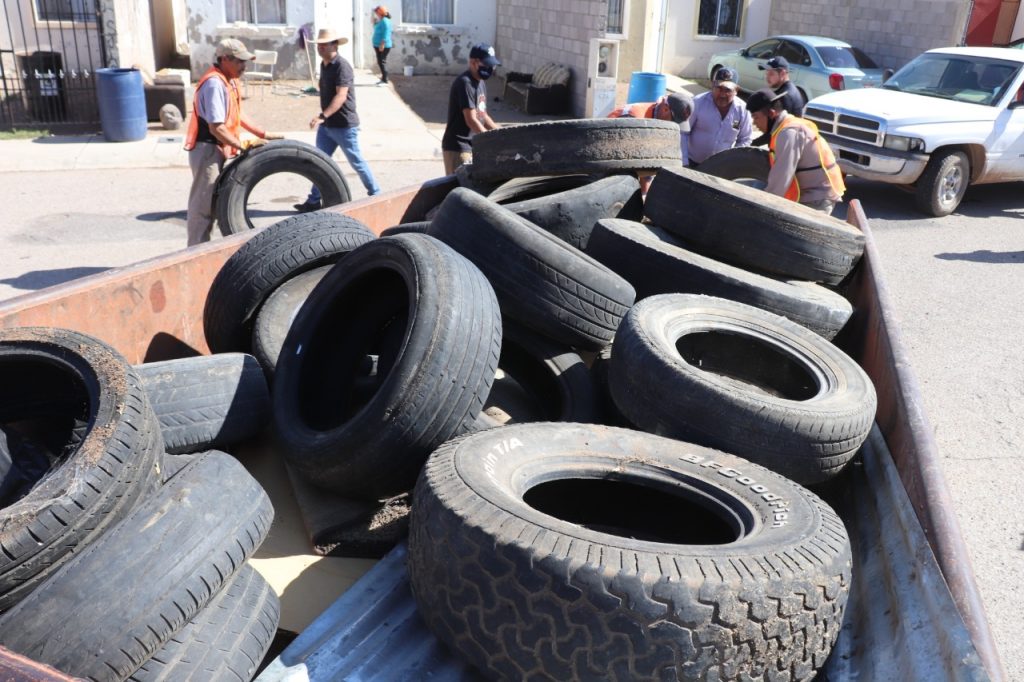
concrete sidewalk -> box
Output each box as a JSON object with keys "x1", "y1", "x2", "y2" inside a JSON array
[{"x1": 0, "y1": 70, "x2": 442, "y2": 173}]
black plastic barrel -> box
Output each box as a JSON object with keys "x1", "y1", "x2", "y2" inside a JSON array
[{"x1": 96, "y1": 68, "x2": 147, "y2": 142}]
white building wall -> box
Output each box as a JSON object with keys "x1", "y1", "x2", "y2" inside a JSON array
[{"x1": 661, "y1": 0, "x2": 773, "y2": 79}]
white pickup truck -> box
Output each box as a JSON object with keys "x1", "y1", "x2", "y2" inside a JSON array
[{"x1": 803, "y1": 46, "x2": 1024, "y2": 216}]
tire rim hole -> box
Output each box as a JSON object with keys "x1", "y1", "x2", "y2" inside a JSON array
[
  {"x1": 676, "y1": 330, "x2": 819, "y2": 401},
  {"x1": 523, "y1": 477, "x2": 743, "y2": 545}
]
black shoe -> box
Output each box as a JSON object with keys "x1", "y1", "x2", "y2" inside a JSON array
[{"x1": 293, "y1": 200, "x2": 321, "y2": 213}]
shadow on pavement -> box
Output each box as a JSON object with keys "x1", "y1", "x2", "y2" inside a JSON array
[
  {"x1": 0, "y1": 267, "x2": 109, "y2": 291},
  {"x1": 934, "y1": 249, "x2": 1024, "y2": 263},
  {"x1": 843, "y1": 177, "x2": 1024, "y2": 223},
  {"x1": 137, "y1": 210, "x2": 188, "y2": 222}
]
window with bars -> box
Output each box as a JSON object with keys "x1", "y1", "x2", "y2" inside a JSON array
[
  {"x1": 606, "y1": 0, "x2": 625, "y2": 35},
  {"x1": 402, "y1": 0, "x2": 454, "y2": 25},
  {"x1": 35, "y1": 0, "x2": 95, "y2": 23},
  {"x1": 697, "y1": 0, "x2": 741, "y2": 38},
  {"x1": 225, "y1": 0, "x2": 286, "y2": 25}
]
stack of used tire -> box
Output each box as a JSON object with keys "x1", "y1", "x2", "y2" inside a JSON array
[
  {"x1": 197, "y1": 119, "x2": 875, "y2": 680},
  {"x1": 0, "y1": 327, "x2": 278, "y2": 682}
]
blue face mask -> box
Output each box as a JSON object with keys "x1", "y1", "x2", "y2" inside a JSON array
[{"x1": 477, "y1": 65, "x2": 494, "y2": 80}]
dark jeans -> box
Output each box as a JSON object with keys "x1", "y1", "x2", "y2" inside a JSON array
[{"x1": 376, "y1": 47, "x2": 391, "y2": 82}]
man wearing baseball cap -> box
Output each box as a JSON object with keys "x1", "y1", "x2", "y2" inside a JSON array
[
  {"x1": 682, "y1": 67, "x2": 752, "y2": 166},
  {"x1": 441, "y1": 43, "x2": 501, "y2": 175},
  {"x1": 746, "y1": 87, "x2": 845, "y2": 214},
  {"x1": 758, "y1": 56, "x2": 806, "y2": 116},
  {"x1": 608, "y1": 91, "x2": 693, "y2": 192},
  {"x1": 184, "y1": 38, "x2": 281, "y2": 246}
]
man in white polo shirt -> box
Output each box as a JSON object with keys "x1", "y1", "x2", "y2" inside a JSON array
[{"x1": 683, "y1": 67, "x2": 752, "y2": 167}]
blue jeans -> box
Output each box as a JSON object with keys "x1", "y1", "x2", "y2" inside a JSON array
[{"x1": 307, "y1": 124, "x2": 380, "y2": 201}]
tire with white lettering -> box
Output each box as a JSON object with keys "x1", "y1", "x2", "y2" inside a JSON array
[
  {"x1": 503, "y1": 175, "x2": 643, "y2": 250},
  {"x1": 203, "y1": 211, "x2": 375, "y2": 353},
  {"x1": 609, "y1": 294, "x2": 877, "y2": 484},
  {"x1": 469, "y1": 119, "x2": 684, "y2": 183},
  {"x1": 273, "y1": 233, "x2": 502, "y2": 500},
  {"x1": 585, "y1": 218, "x2": 852, "y2": 339},
  {"x1": 409, "y1": 422, "x2": 852, "y2": 682},
  {"x1": 428, "y1": 188, "x2": 636, "y2": 351},
  {"x1": 645, "y1": 167, "x2": 864, "y2": 285},
  {"x1": 136, "y1": 353, "x2": 270, "y2": 454},
  {"x1": 0, "y1": 327, "x2": 163, "y2": 612},
  {"x1": 215, "y1": 140, "x2": 352, "y2": 235}
]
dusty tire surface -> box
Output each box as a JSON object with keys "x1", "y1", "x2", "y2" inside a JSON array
[
  {"x1": 409, "y1": 422, "x2": 852, "y2": 682},
  {"x1": 585, "y1": 218, "x2": 852, "y2": 339},
  {"x1": 486, "y1": 174, "x2": 598, "y2": 205},
  {"x1": 136, "y1": 353, "x2": 271, "y2": 454},
  {"x1": 203, "y1": 211, "x2": 375, "y2": 353},
  {"x1": 644, "y1": 167, "x2": 864, "y2": 285},
  {"x1": 0, "y1": 451, "x2": 273, "y2": 681},
  {"x1": 470, "y1": 118, "x2": 684, "y2": 183},
  {"x1": 428, "y1": 188, "x2": 635, "y2": 350},
  {"x1": 273, "y1": 233, "x2": 502, "y2": 499},
  {"x1": 0, "y1": 327, "x2": 163, "y2": 611},
  {"x1": 609, "y1": 294, "x2": 877, "y2": 484},
  {"x1": 696, "y1": 147, "x2": 770, "y2": 188},
  {"x1": 214, "y1": 140, "x2": 352, "y2": 235},
  {"x1": 251, "y1": 265, "x2": 332, "y2": 378}
]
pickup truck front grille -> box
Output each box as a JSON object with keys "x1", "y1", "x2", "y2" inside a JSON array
[{"x1": 806, "y1": 106, "x2": 884, "y2": 146}]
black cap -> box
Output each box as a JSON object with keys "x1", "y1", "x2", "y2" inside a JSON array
[
  {"x1": 746, "y1": 87, "x2": 785, "y2": 113},
  {"x1": 758, "y1": 56, "x2": 790, "y2": 71},
  {"x1": 713, "y1": 66, "x2": 738, "y2": 87},
  {"x1": 469, "y1": 43, "x2": 500, "y2": 67}
]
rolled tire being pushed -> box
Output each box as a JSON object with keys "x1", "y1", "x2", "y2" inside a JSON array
[
  {"x1": 203, "y1": 211, "x2": 375, "y2": 353},
  {"x1": 409, "y1": 422, "x2": 852, "y2": 682},
  {"x1": 609, "y1": 294, "x2": 877, "y2": 484},
  {"x1": 469, "y1": 118, "x2": 684, "y2": 183},
  {"x1": 695, "y1": 147, "x2": 771, "y2": 189},
  {"x1": 644, "y1": 166, "x2": 865, "y2": 285},
  {"x1": 215, "y1": 140, "x2": 352, "y2": 235},
  {"x1": 273, "y1": 233, "x2": 503, "y2": 500}
]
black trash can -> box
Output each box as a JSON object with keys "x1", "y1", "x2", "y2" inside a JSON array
[{"x1": 18, "y1": 51, "x2": 66, "y2": 122}]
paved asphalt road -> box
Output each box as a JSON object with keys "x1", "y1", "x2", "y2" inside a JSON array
[{"x1": 0, "y1": 159, "x2": 1020, "y2": 678}]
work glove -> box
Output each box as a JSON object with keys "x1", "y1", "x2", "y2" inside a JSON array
[{"x1": 241, "y1": 138, "x2": 268, "y2": 150}]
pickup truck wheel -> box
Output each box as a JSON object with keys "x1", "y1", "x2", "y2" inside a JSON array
[
  {"x1": 408, "y1": 422, "x2": 852, "y2": 682},
  {"x1": 915, "y1": 150, "x2": 969, "y2": 217},
  {"x1": 609, "y1": 294, "x2": 877, "y2": 485}
]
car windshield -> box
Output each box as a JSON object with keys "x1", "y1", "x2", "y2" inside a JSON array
[
  {"x1": 882, "y1": 53, "x2": 1021, "y2": 106},
  {"x1": 816, "y1": 46, "x2": 878, "y2": 69}
]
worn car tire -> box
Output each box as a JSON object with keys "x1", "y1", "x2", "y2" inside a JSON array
[
  {"x1": 645, "y1": 167, "x2": 865, "y2": 284},
  {"x1": 0, "y1": 327, "x2": 163, "y2": 611},
  {"x1": 136, "y1": 353, "x2": 271, "y2": 454},
  {"x1": 585, "y1": 218, "x2": 852, "y2": 339},
  {"x1": 203, "y1": 211, "x2": 375, "y2": 353},
  {"x1": 409, "y1": 422, "x2": 852, "y2": 682},
  {"x1": 485, "y1": 174, "x2": 598, "y2": 204},
  {"x1": 379, "y1": 221, "x2": 431, "y2": 237},
  {"x1": 609, "y1": 294, "x2": 877, "y2": 484},
  {"x1": 470, "y1": 118, "x2": 684, "y2": 183},
  {"x1": 914, "y1": 149, "x2": 969, "y2": 217},
  {"x1": 273, "y1": 234, "x2": 502, "y2": 499},
  {"x1": 503, "y1": 175, "x2": 643, "y2": 250},
  {"x1": 127, "y1": 563, "x2": 279, "y2": 682},
  {"x1": 696, "y1": 147, "x2": 770, "y2": 188},
  {"x1": 0, "y1": 451, "x2": 273, "y2": 681},
  {"x1": 428, "y1": 187, "x2": 636, "y2": 350},
  {"x1": 214, "y1": 140, "x2": 352, "y2": 234},
  {"x1": 251, "y1": 265, "x2": 332, "y2": 379}
]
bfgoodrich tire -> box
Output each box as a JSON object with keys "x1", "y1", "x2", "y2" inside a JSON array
[
  {"x1": 470, "y1": 118, "x2": 684, "y2": 183},
  {"x1": 409, "y1": 422, "x2": 852, "y2": 682},
  {"x1": 0, "y1": 327, "x2": 163, "y2": 611},
  {"x1": 609, "y1": 294, "x2": 877, "y2": 484},
  {"x1": 645, "y1": 167, "x2": 865, "y2": 285},
  {"x1": 215, "y1": 140, "x2": 352, "y2": 234},
  {"x1": 203, "y1": 211, "x2": 375, "y2": 353},
  {"x1": 273, "y1": 234, "x2": 502, "y2": 499}
]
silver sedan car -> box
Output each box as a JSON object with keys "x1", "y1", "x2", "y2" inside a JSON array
[{"x1": 708, "y1": 35, "x2": 888, "y2": 102}]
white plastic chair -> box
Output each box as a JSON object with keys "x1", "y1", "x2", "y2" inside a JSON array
[{"x1": 246, "y1": 50, "x2": 278, "y2": 98}]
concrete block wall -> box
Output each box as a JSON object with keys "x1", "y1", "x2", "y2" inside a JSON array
[
  {"x1": 496, "y1": 0, "x2": 609, "y2": 117},
  {"x1": 768, "y1": 0, "x2": 971, "y2": 71}
]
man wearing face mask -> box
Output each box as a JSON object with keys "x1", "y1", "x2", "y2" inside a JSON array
[{"x1": 441, "y1": 43, "x2": 501, "y2": 175}]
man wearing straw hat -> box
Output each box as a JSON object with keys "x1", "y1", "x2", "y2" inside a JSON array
[{"x1": 295, "y1": 28, "x2": 380, "y2": 212}]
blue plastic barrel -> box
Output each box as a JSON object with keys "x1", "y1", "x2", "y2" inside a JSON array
[
  {"x1": 626, "y1": 71, "x2": 667, "y2": 104},
  {"x1": 95, "y1": 68, "x2": 147, "y2": 142}
]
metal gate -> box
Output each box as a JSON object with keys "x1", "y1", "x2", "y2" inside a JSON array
[{"x1": 0, "y1": 0, "x2": 108, "y2": 130}]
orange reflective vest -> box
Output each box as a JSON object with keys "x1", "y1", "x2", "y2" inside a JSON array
[
  {"x1": 768, "y1": 115, "x2": 845, "y2": 202},
  {"x1": 184, "y1": 67, "x2": 242, "y2": 158},
  {"x1": 608, "y1": 102, "x2": 658, "y2": 119}
]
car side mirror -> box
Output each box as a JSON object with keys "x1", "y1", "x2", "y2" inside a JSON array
[
  {"x1": 882, "y1": 68, "x2": 894, "y2": 83},
  {"x1": 1008, "y1": 100, "x2": 1024, "y2": 109},
  {"x1": 739, "y1": 48, "x2": 748, "y2": 57}
]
